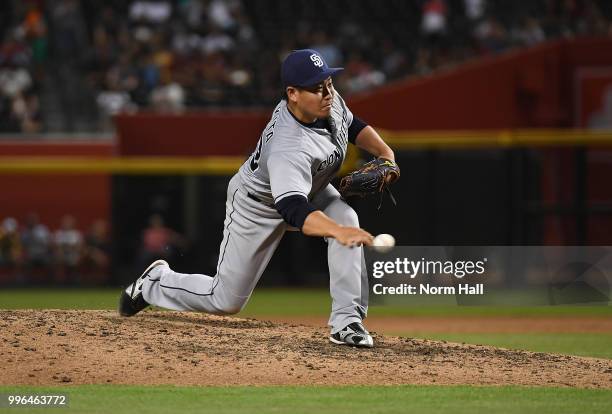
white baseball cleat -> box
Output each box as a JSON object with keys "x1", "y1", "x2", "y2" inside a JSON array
[
  {"x1": 329, "y1": 322, "x2": 374, "y2": 348},
  {"x1": 118, "y1": 259, "x2": 168, "y2": 317}
]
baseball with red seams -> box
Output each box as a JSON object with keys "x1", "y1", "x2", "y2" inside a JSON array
[{"x1": 372, "y1": 233, "x2": 395, "y2": 253}]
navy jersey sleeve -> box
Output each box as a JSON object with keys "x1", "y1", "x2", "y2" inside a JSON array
[
  {"x1": 275, "y1": 194, "x2": 318, "y2": 229},
  {"x1": 348, "y1": 116, "x2": 367, "y2": 144}
]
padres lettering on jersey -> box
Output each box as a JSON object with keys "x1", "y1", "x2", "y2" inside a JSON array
[
  {"x1": 238, "y1": 93, "x2": 354, "y2": 206},
  {"x1": 316, "y1": 148, "x2": 342, "y2": 173},
  {"x1": 249, "y1": 106, "x2": 281, "y2": 172}
]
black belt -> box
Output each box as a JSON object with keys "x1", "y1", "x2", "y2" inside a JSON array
[{"x1": 248, "y1": 192, "x2": 274, "y2": 207}]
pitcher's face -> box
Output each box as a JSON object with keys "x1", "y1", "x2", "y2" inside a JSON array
[{"x1": 287, "y1": 77, "x2": 334, "y2": 123}]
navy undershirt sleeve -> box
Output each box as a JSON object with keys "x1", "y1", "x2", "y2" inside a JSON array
[
  {"x1": 275, "y1": 194, "x2": 318, "y2": 229},
  {"x1": 348, "y1": 116, "x2": 367, "y2": 144}
]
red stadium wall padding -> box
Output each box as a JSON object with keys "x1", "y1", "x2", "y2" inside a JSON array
[
  {"x1": 115, "y1": 111, "x2": 269, "y2": 156},
  {"x1": 0, "y1": 141, "x2": 114, "y2": 232}
]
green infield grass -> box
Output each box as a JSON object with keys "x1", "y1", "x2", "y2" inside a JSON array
[
  {"x1": 1, "y1": 288, "x2": 611, "y2": 317},
  {"x1": 0, "y1": 385, "x2": 610, "y2": 414},
  {"x1": 393, "y1": 332, "x2": 612, "y2": 359}
]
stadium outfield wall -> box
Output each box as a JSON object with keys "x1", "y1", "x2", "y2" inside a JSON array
[{"x1": 1, "y1": 37, "x2": 612, "y2": 238}]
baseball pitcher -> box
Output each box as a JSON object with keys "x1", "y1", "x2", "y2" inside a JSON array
[{"x1": 119, "y1": 49, "x2": 400, "y2": 348}]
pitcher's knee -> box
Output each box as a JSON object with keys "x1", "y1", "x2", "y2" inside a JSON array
[
  {"x1": 213, "y1": 295, "x2": 247, "y2": 315},
  {"x1": 218, "y1": 304, "x2": 241, "y2": 315}
]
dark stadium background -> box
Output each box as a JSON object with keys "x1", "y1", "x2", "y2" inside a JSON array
[{"x1": 1, "y1": 0, "x2": 611, "y2": 286}]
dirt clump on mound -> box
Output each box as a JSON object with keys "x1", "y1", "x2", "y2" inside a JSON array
[{"x1": 1, "y1": 310, "x2": 611, "y2": 388}]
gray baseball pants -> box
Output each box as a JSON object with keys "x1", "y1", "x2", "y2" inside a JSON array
[{"x1": 141, "y1": 174, "x2": 369, "y2": 333}]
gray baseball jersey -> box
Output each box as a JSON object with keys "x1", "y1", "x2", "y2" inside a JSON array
[
  {"x1": 141, "y1": 92, "x2": 369, "y2": 334},
  {"x1": 238, "y1": 92, "x2": 353, "y2": 206}
]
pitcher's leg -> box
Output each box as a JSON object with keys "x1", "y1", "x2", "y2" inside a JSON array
[
  {"x1": 141, "y1": 264, "x2": 243, "y2": 313},
  {"x1": 141, "y1": 180, "x2": 286, "y2": 315},
  {"x1": 323, "y1": 199, "x2": 369, "y2": 333}
]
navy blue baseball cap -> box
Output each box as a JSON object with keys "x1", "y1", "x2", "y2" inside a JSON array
[{"x1": 281, "y1": 49, "x2": 343, "y2": 88}]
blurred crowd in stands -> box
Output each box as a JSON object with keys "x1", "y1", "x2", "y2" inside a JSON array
[
  {"x1": 0, "y1": 1, "x2": 45, "y2": 133},
  {"x1": 0, "y1": 0, "x2": 611, "y2": 132},
  {"x1": 138, "y1": 213, "x2": 187, "y2": 270},
  {"x1": 0, "y1": 214, "x2": 111, "y2": 285},
  {"x1": 0, "y1": 212, "x2": 186, "y2": 285}
]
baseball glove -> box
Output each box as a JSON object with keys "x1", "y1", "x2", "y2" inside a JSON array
[{"x1": 339, "y1": 157, "x2": 400, "y2": 208}]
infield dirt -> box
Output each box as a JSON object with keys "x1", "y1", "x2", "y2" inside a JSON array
[{"x1": 2, "y1": 310, "x2": 611, "y2": 388}]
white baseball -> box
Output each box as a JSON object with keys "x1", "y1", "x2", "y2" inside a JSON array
[{"x1": 372, "y1": 233, "x2": 395, "y2": 253}]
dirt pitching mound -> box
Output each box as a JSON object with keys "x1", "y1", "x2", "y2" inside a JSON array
[{"x1": 2, "y1": 310, "x2": 611, "y2": 388}]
